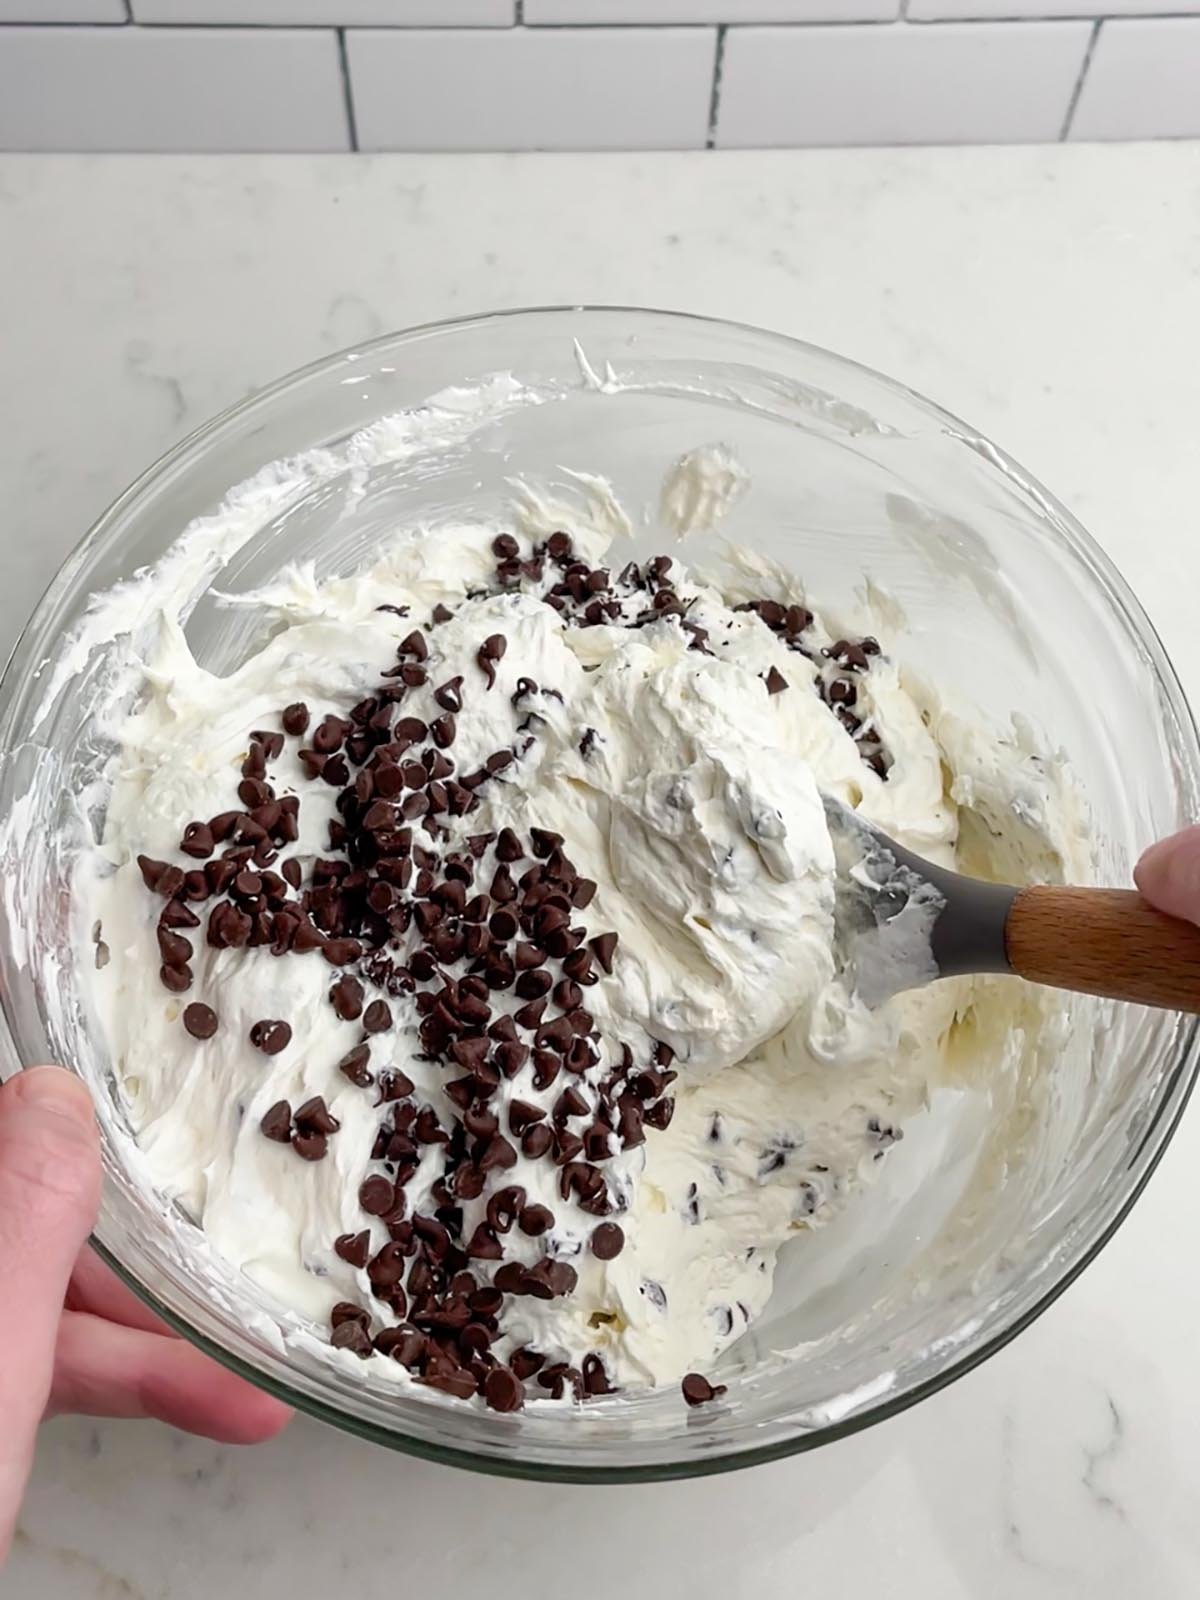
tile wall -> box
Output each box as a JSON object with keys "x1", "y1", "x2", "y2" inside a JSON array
[{"x1": 0, "y1": 2, "x2": 1195, "y2": 151}]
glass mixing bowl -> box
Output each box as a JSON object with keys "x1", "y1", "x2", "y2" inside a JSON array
[{"x1": 0, "y1": 307, "x2": 1196, "y2": 1482}]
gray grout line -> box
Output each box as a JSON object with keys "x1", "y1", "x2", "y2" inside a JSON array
[
  {"x1": 8, "y1": 14, "x2": 1191, "y2": 28},
  {"x1": 706, "y1": 23, "x2": 726, "y2": 151},
  {"x1": 1, "y1": 14, "x2": 1195, "y2": 28},
  {"x1": 1060, "y1": 17, "x2": 1100, "y2": 141},
  {"x1": 336, "y1": 27, "x2": 359, "y2": 153},
  {"x1": 515, "y1": 0, "x2": 524, "y2": 22}
]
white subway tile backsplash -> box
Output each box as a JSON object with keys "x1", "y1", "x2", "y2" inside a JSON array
[
  {"x1": 347, "y1": 26, "x2": 716, "y2": 150},
  {"x1": 0, "y1": 26, "x2": 349, "y2": 151},
  {"x1": 0, "y1": 0, "x2": 124, "y2": 17},
  {"x1": 912, "y1": 0, "x2": 1199, "y2": 16},
  {"x1": 132, "y1": 0, "x2": 513, "y2": 23},
  {"x1": 717, "y1": 20, "x2": 1090, "y2": 147},
  {"x1": 526, "y1": 0, "x2": 896, "y2": 21},
  {"x1": 1070, "y1": 18, "x2": 1200, "y2": 140}
]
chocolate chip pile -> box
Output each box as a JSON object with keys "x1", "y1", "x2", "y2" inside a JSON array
[{"x1": 131, "y1": 531, "x2": 889, "y2": 1412}]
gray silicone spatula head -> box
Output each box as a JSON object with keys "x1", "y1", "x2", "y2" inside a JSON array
[
  {"x1": 822, "y1": 796, "x2": 1017, "y2": 1006},
  {"x1": 824, "y1": 800, "x2": 1200, "y2": 1015}
]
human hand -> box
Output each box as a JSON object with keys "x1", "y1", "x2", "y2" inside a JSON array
[
  {"x1": 1135, "y1": 826, "x2": 1200, "y2": 923},
  {"x1": 0, "y1": 1067, "x2": 290, "y2": 1564}
]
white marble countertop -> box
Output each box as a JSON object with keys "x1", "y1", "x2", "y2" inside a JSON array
[{"x1": 3, "y1": 145, "x2": 1200, "y2": 1599}]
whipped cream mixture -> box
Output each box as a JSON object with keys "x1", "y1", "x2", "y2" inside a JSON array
[{"x1": 86, "y1": 454, "x2": 1077, "y2": 1411}]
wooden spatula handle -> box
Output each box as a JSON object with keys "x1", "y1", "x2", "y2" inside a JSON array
[{"x1": 1006, "y1": 886, "x2": 1200, "y2": 1013}]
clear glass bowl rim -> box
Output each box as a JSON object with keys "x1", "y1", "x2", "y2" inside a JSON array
[{"x1": 2, "y1": 304, "x2": 1197, "y2": 1483}]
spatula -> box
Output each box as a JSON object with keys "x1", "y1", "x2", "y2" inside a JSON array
[{"x1": 824, "y1": 797, "x2": 1200, "y2": 1014}]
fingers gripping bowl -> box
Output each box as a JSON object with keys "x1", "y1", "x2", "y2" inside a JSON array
[{"x1": 0, "y1": 308, "x2": 1196, "y2": 1480}]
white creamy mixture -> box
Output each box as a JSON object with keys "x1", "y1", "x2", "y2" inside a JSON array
[{"x1": 84, "y1": 445, "x2": 1078, "y2": 1407}]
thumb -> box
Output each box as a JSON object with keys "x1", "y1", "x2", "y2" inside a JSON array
[
  {"x1": 1134, "y1": 826, "x2": 1200, "y2": 925},
  {"x1": 0, "y1": 1067, "x2": 101, "y2": 1562}
]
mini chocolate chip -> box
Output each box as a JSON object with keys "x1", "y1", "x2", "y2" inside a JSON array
[
  {"x1": 505, "y1": 1100, "x2": 543, "y2": 1137},
  {"x1": 590, "y1": 1222, "x2": 625, "y2": 1261},
  {"x1": 322, "y1": 937, "x2": 363, "y2": 967},
  {"x1": 582, "y1": 1353, "x2": 615, "y2": 1397},
  {"x1": 137, "y1": 855, "x2": 172, "y2": 893},
  {"x1": 540, "y1": 1016, "x2": 576, "y2": 1054},
  {"x1": 260, "y1": 1101, "x2": 292, "y2": 1142},
  {"x1": 160, "y1": 899, "x2": 200, "y2": 930},
  {"x1": 464, "y1": 1105, "x2": 500, "y2": 1141},
  {"x1": 495, "y1": 828, "x2": 524, "y2": 863},
  {"x1": 433, "y1": 676, "x2": 464, "y2": 714},
  {"x1": 334, "y1": 1230, "x2": 371, "y2": 1268},
  {"x1": 478, "y1": 1135, "x2": 518, "y2": 1174},
  {"x1": 509, "y1": 944, "x2": 541, "y2": 975},
  {"x1": 250, "y1": 1019, "x2": 292, "y2": 1055},
  {"x1": 763, "y1": 666, "x2": 788, "y2": 695},
  {"x1": 398, "y1": 629, "x2": 428, "y2": 661},
  {"x1": 681, "y1": 1373, "x2": 727, "y2": 1407},
  {"x1": 588, "y1": 931, "x2": 619, "y2": 974},
  {"x1": 157, "y1": 928, "x2": 192, "y2": 967},
  {"x1": 160, "y1": 963, "x2": 192, "y2": 994},
  {"x1": 554, "y1": 978, "x2": 583, "y2": 1012},
  {"x1": 467, "y1": 1223, "x2": 503, "y2": 1260},
  {"x1": 182, "y1": 1002, "x2": 218, "y2": 1040},
  {"x1": 327, "y1": 974, "x2": 363, "y2": 1021},
  {"x1": 531, "y1": 1049, "x2": 560, "y2": 1091},
  {"x1": 205, "y1": 858, "x2": 237, "y2": 895},
  {"x1": 513, "y1": 999, "x2": 547, "y2": 1033},
  {"x1": 645, "y1": 1097, "x2": 675, "y2": 1131},
  {"x1": 363, "y1": 999, "x2": 392, "y2": 1034},
  {"x1": 477, "y1": 633, "x2": 507, "y2": 689},
  {"x1": 282, "y1": 702, "x2": 311, "y2": 736},
  {"x1": 312, "y1": 714, "x2": 348, "y2": 755},
  {"x1": 181, "y1": 821, "x2": 214, "y2": 860},
  {"x1": 338, "y1": 1043, "x2": 373, "y2": 1087},
  {"x1": 494, "y1": 1040, "x2": 528, "y2": 1078},
  {"x1": 295, "y1": 1095, "x2": 339, "y2": 1135},
  {"x1": 238, "y1": 778, "x2": 273, "y2": 810},
  {"x1": 377, "y1": 1068, "x2": 414, "y2": 1101},
  {"x1": 521, "y1": 1124, "x2": 555, "y2": 1161},
  {"x1": 555, "y1": 1085, "x2": 589, "y2": 1122},
  {"x1": 485, "y1": 1185, "x2": 527, "y2": 1235},
  {"x1": 518, "y1": 1203, "x2": 554, "y2": 1238},
  {"x1": 490, "y1": 863, "x2": 517, "y2": 903},
  {"x1": 331, "y1": 1320, "x2": 373, "y2": 1358},
  {"x1": 359, "y1": 1175, "x2": 396, "y2": 1215},
  {"x1": 618, "y1": 1100, "x2": 645, "y2": 1148},
  {"x1": 515, "y1": 968, "x2": 553, "y2": 1001},
  {"x1": 331, "y1": 1301, "x2": 370, "y2": 1330},
  {"x1": 526, "y1": 1257, "x2": 577, "y2": 1300},
  {"x1": 483, "y1": 1366, "x2": 524, "y2": 1413}
]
